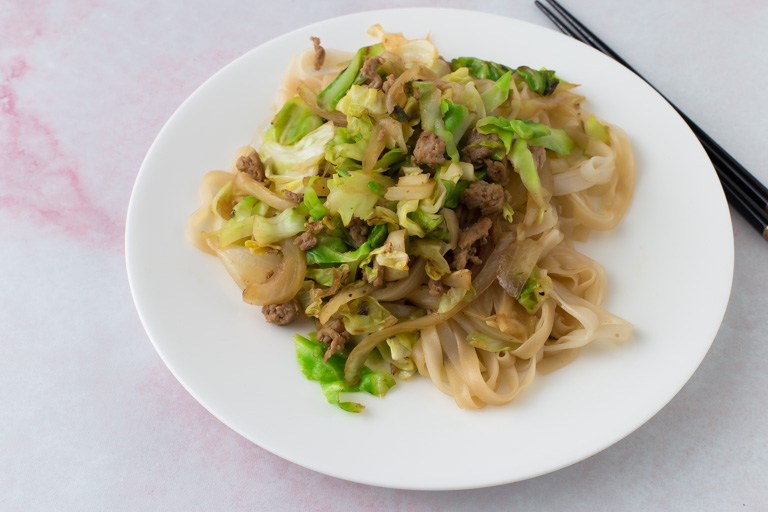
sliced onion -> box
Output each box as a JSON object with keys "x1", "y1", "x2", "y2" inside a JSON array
[
  {"x1": 234, "y1": 171, "x2": 295, "y2": 211},
  {"x1": 318, "y1": 283, "x2": 375, "y2": 325},
  {"x1": 382, "y1": 302, "x2": 422, "y2": 320},
  {"x1": 384, "y1": 267, "x2": 409, "y2": 281},
  {"x1": 217, "y1": 245, "x2": 281, "y2": 290},
  {"x1": 296, "y1": 81, "x2": 347, "y2": 126},
  {"x1": 384, "y1": 64, "x2": 439, "y2": 113},
  {"x1": 378, "y1": 117, "x2": 408, "y2": 153},
  {"x1": 403, "y1": 286, "x2": 439, "y2": 310},
  {"x1": 441, "y1": 269, "x2": 471, "y2": 290},
  {"x1": 238, "y1": 238, "x2": 306, "y2": 306},
  {"x1": 496, "y1": 238, "x2": 543, "y2": 297},
  {"x1": 471, "y1": 232, "x2": 516, "y2": 293},
  {"x1": 371, "y1": 259, "x2": 426, "y2": 302},
  {"x1": 397, "y1": 173, "x2": 430, "y2": 185},
  {"x1": 442, "y1": 208, "x2": 459, "y2": 251}
]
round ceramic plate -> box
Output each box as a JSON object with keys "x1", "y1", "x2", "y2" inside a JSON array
[{"x1": 126, "y1": 8, "x2": 734, "y2": 490}]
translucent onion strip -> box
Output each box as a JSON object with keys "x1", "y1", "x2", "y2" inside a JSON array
[
  {"x1": 318, "y1": 283, "x2": 375, "y2": 325},
  {"x1": 297, "y1": 81, "x2": 348, "y2": 126},
  {"x1": 241, "y1": 238, "x2": 306, "y2": 306},
  {"x1": 234, "y1": 171, "x2": 295, "y2": 211}
]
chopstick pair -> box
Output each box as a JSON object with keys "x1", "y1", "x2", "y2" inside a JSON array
[{"x1": 535, "y1": 0, "x2": 768, "y2": 242}]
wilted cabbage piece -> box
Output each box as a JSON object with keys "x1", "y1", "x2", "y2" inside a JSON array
[
  {"x1": 250, "y1": 207, "x2": 306, "y2": 246},
  {"x1": 294, "y1": 333, "x2": 396, "y2": 412},
  {"x1": 325, "y1": 170, "x2": 393, "y2": 226},
  {"x1": 261, "y1": 122, "x2": 335, "y2": 187}
]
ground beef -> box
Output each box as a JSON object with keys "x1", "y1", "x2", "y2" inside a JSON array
[
  {"x1": 348, "y1": 216, "x2": 369, "y2": 247},
  {"x1": 382, "y1": 73, "x2": 396, "y2": 93},
  {"x1": 236, "y1": 150, "x2": 266, "y2": 182},
  {"x1": 293, "y1": 219, "x2": 323, "y2": 250},
  {"x1": 370, "y1": 259, "x2": 384, "y2": 287},
  {"x1": 284, "y1": 190, "x2": 304, "y2": 204},
  {"x1": 294, "y1": 231, "x2": 317, "y2": 250},
  {"x1": 305, "y1": 220, "x2": 323, "y2": 232},
  {"x1": 451, "y1": 206, "x2": 474, "y2": 233},
  {"x1": 361, "y1": 56, "x2": 383, "y2": 89},
  {"x1": 451, "y1": 217, "x2": 493, "y2": 271},
  {"x1": 411, "y1": 130, "x2": 446, "y2": 167},
  {"x1": 310, "y1": 36, "x2": 325, "y2": 70},
  {"x1": 428, "y1": 278, "x2": 444, "y2": 297},
  {"x1": 531, "y1": 144, "x2": 547, "y2": 170},
  {"x1": 460, "y1": 129, "x2": 501, "y2": 165},
  {"x1": 485, "y1": 158, "x2": 509, "y2": 185},
  {"x1": 317, "y1": 318, "x2": 351, "y2": 362},
  {"x1": 261, "y1": 300, "x2": 299, "y2": 326},
  {"x1": 460, "y1": 180, "x2": 504, "y2": 216}
]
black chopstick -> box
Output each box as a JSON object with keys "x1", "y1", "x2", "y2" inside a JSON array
[
  {"x1": 719, "y1": 168, "x2": 768, "y2": 239},
  {"x1": 535, "y1": 0, "x2": 768, "y2": 241}
]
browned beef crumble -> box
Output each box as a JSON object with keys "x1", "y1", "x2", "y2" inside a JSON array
[
  {"x1": 428, "y1": 278, "x2": 444, "y2": 297},
  {"x1": 484, "y1": 158, "x2": 510, "y2": 185},
  {"x1": 361, "y1": 56, "x2": 383, "y2": 89},
  {"x1": 382, "y1": 73, "x2": 396, "y2": 93},
  {"x1": 305, "y1": 220, "x2": 323, "y2": 232},
  {"x1": 283, "y1": 190, "x2": 304, "y2": 204},
  {"x1": 460, "y1": 129, "x2": 501, "y2": 165},
  {"x1": 460, "y1": 181, "x2": 504, "y2": 217},
  {"x1": 310, "y1": 36, "x2": 325, "y2": 70},
  {"x1": 531, "y1": 144, "x2": 547, "y2": 170},
  {"x1": 262, "y1": 300, "x2": 299, "y2": 326},
  {"x1": 411, "y1": 130, "x2": 446, "y2": 167},
  {"x1": 451, "y1": 217, "x2": 493, "y2": 271},
  {"x1": 294, "y1": 231, "x2": 317, "y2": 250},
  {"x1": 317, "y1": 318, "x2": 351, "y2": 362},
  {"x1": 293, "y1": 219, "x2": 324, "y2": 250},
  {"x1": 348, "y1": 216, "x2": 369, "y2": 247},
  {"x1": 236, "y1": 150, "x2": 266, "y2": 182},
  {"x1": 371, "y1": 259, "x2": 385, "y2": 287},
  {"x1": 453, "y1": 204, "x2": 473, "y2": 230}
]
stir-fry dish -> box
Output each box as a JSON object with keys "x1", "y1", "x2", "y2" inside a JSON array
[{"x1": 188, "y1": 26, "x2": 635, "y2": 412}]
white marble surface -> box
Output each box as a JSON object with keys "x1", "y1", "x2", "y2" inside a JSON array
[{"x1": 2, "y1": 0, "x2": 766, "y2": 509}]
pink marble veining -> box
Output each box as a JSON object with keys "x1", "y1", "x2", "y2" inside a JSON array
[
  {"x1": 0, "y1": 2, "x2": 123, "y2": 251},
  {"x1": 1, "y1": 64, "x2": 122, "y2": 250}
]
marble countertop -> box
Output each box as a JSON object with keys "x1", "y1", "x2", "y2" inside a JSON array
[{"x1": 3, "y1": 0, "x2": 766, "y2": 509}]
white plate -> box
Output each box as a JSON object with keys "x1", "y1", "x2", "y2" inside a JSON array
[{"x1": 126, "y1": 8, "x2": 734, "y2": 490}]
